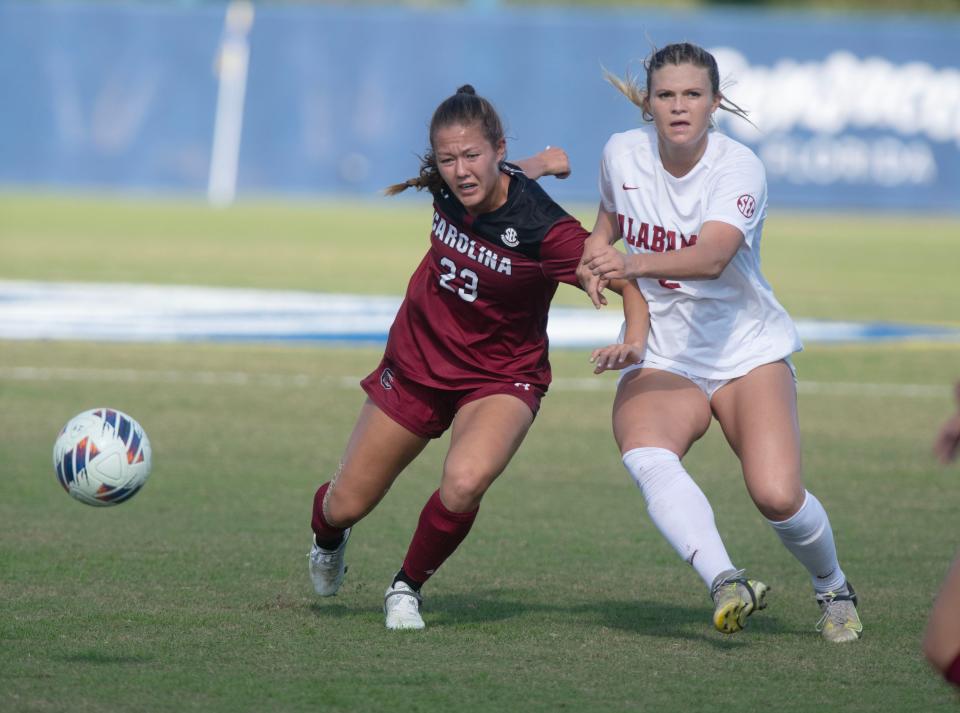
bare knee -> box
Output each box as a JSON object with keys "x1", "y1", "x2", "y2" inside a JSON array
[
  {"x1": 440, "y1": 463, "x2": 492, "y2": 513},
  {"x1": 325, "y1": 483, "x2": 385, "y2": 528},
  {"x1": 751, "y1": 481, "x2": 805, "y2": 521}
]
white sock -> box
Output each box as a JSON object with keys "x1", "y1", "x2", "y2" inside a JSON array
[
  {"x1": 622, "y1": 447, "x2": 735, "y2": 590},
  {"x1": 767, "y1": 490, "x2": 846, "y2": 594}
]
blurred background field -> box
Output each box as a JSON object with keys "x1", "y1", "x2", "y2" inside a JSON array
[
  {"x1": 2, "y1": 0, "x2": 960, "y2": 711},
  {"x1": 3, "y1": 193, "x2": 959, "y2": 324}
]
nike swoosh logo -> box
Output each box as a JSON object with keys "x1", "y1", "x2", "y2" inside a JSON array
[{"x1": 622, "y1": 183, "x2": 639, "y2": 190}]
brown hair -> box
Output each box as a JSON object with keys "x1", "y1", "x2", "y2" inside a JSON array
[
  {"x1": 604, "y1": 42, "x2": 751, "y2": 125},
  {"x1": 385, "y1": 85, "x2": 506, "y2": 196}
]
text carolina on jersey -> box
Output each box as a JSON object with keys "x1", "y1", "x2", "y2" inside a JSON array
[{"x1": 432, "y1": 212, "x2": 513, "y2": 275}]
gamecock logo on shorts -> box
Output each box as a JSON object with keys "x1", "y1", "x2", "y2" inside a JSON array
[
  {"x1": 737, "y1": 194, "x2": 756, "y2": 218},
  {"x1": 380, "y1": 368, "x2": 395, "y2": 390}
]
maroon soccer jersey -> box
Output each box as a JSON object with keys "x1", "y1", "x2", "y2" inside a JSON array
[{"x1": 384, "y1": 164, "x2": 588, "y2": 391}]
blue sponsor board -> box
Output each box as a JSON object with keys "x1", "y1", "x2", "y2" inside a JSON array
[{"x1": 0, "y1": 2, "x2": 957, "y2": 211}]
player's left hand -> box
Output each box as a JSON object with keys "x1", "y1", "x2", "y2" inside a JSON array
[
  {"x1": 589, "y1": 342, "x2": 644, "y2": 374},
  {"x1": 577, "y1": 261, "x2": 609, "y2": 308}
]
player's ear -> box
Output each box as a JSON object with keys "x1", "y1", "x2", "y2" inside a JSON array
[{"x1": 495, "y1": 138, "x2": 506, "y2": 163}]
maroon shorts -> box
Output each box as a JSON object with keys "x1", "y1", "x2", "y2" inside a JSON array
[
  {"x1": 947, "y1": 650, "x2": 960, "y2": 687},
  {"x1": 360, "y1": 357, "x2": 545, "y2": 439}
]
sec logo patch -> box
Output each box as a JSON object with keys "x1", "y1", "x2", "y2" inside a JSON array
[{"x1": 737, "y1": 194, "x2": 756, "y2": 218}]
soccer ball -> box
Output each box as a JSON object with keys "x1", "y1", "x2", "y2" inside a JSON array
[{"x1": 53, "y1": 408, "x2": 153, "y2": 506}]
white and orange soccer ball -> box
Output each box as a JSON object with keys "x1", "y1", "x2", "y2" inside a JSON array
[{"x1": 53, "y1": 408, "x2": 153, "y2": 506}]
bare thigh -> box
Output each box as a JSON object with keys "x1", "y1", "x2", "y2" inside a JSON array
[
  {"x1": 613, "y1": 368, "x2": 712, "y2": 457},
  {"x1": 324, "y1": 399, "x2": 430, "y2": 527},
  {"x1": 439, "y1": 394, "x2": 535, "y2": 512},
  {"x1": 710, "y1": 361, "x2": 805, "y2": 520},
  {"x1": 924, "y1": 550, "x2": 960, "y2": 670}
]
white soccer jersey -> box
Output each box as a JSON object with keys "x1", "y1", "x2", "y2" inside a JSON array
[{"x1": 599, "y1": 126, "x2": 802, "y2": 379}]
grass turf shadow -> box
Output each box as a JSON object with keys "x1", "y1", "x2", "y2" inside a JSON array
[{"x1": 309, "y1": 587, "x2": 793, "y2": 644}]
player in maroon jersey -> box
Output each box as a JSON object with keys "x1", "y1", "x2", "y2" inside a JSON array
[
  {"x1": 308, "y1": 85, "x2": 648, "y2": 630},
  {"x1": 924, "y1": 382, "x2": 960, "y2": 688},
  {"x1": 926, "y1": 553, "x2": 960, "y2": 690}
]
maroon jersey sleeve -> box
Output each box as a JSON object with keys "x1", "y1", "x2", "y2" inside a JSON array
[{"x1": 539, "y1": 217, "x2": 589, "y2": 288}]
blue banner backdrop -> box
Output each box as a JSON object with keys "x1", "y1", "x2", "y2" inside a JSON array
[{"x1": 1, "y1": 2, "x2": 958, "y2": 211}]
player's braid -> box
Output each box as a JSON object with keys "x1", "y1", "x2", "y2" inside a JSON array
[
  {"x1": 384, "y1": 158, "x2": 443, "y2": 196},
  {"x1": 386, "y1": 84, "x2": 506, "y2": 197}
]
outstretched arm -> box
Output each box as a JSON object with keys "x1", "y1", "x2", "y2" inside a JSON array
[
  {"x1": 514, "y1": 146, "x2": 571, "y2": 181},
  {"x1": 590, "y1": 279, "x2": 648, "y2": 374},
  {"x1": 582, "y1": 219, "x2": 744, "y2": 282}
]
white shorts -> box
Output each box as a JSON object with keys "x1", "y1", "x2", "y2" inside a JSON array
[{"x1": 618, "y1": 357, "x2": 797, "y2": 402}]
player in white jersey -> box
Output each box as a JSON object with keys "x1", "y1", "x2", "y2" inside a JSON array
[{"x1": 579, "y1": 42, "x2": 862, "y2": 642}]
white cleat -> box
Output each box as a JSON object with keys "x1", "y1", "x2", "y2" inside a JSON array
[
  {"x1": 307, "y1": 528, "x2": 350, "y2": 597},
  {"x1": 711, "y1": 568, "x2": 769, "y2": 634},
  {"x1": 816, "y1": 581, "x2": 862, "y2": 643},
  {"x1": 384, "y1": 580, "x2": 425, "y2": 630}
]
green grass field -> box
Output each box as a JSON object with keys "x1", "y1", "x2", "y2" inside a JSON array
[{"x1": 2, "y1": 194, "x2": 960, "y2": 712}]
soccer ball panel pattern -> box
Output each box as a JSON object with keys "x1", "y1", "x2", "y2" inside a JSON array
[{"x1": 53, "y1": 408, "x2": 153, "y2": 507}]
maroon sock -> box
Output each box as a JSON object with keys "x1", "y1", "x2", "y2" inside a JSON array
[
  {"x1": 401, "y1": 490, "x2": 478, "y2": 584},
  {"x1": 946, "y1": 650, "x2": 960, "y2": 688},
  {"x1": 311, "y1": 482, "x2": 346, "y2": 544}
]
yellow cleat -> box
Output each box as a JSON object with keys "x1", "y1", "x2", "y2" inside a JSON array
[
  {"x1": 711, "y1": 569, "x2": 770, "y2": 634},
  {"x1": 816, "y1": 582, "x2": 863, "y2": 643}
]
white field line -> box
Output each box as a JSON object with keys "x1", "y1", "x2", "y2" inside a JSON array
[
  {"x1": 0, "y1": 366, "x2": 950, "y2": 399},
  {"x1": 2, "y1": 280, "x2": 958, "y2": 347}
]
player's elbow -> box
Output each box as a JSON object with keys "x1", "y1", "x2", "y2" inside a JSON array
[
  {"x1": 702, "y1": 247, "x2": 739, "y2": 279},
  {"x1": 701, "y1": 257, "x2": 728, "y2": 279}
]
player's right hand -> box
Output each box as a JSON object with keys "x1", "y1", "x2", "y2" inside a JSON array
[{"x1": 538, "y1": 146, "x2": 570, "y2": 179}]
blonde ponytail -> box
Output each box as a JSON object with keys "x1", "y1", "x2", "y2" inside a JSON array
[{"x1": 602, "y1": 67, "x2": 651, "y2": 120}]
